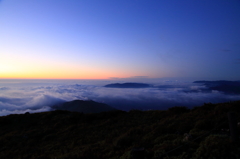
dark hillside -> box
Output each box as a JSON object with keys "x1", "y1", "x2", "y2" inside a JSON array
[
  {"x1": 0, "y1": 101, "x2": 240, "y2": 159},
  {"x1": 194, "y1": 80, "x2": 240, "y2": 94},
  {"x1": 104, "y1": 83, "x2": 152, "y2": 88},
  {"x1": 52, "y1": 100, "x2": 116, "y2": 113}
]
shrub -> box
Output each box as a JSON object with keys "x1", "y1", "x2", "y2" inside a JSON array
[
  {"x1": 168, "y1": 106, "x2": 189, "y2": 114},
  {"x1": 194, "y1": 135, "x2": 239, "y2": 159}
]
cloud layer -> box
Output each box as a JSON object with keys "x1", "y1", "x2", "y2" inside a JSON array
[{"x1": 0, "y1": 80, "x2": 240, "y2": 116}]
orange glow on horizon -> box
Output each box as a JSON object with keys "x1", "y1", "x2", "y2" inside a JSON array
[
  {"x1": 0, "y1": 57, "x2": 157, "y2": 80},
  {"x1": 0, "y1": 55, "x2": 145, "y2": 80},
  {"x1": 0, "y1": 71, "x2": 152, "y2": 80},
  {"x1": 0, "y1": 71, "x2": 116, "y2": 80},
  {"x1": 0, "y1": 69, "x2": 138, "y2": 80}
]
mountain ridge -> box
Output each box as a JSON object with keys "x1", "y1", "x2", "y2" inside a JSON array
[
  {"x1": 104, "y1": 82, "x2": 152, "y2": 88},
  {"x1": 52, "y1": 99, "x2": 116, "y2": 113}
]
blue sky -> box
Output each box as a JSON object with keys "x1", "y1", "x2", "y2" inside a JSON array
[{"x1": 0, "y1": 0, "x2": 240, "y2": 80}]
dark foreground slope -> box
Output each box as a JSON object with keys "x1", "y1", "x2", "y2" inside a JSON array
[{"x1": 0, "y1": 101, "x2": 240, "y2": 159}]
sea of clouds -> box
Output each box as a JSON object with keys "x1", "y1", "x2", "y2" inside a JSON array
[{"x1": 0, "y1": 79, "x2": 240, "y2": 116}]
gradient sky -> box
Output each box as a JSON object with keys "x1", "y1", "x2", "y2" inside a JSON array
[{"x1": 0, "y1": 0, "x2": 240, "y2": 80}]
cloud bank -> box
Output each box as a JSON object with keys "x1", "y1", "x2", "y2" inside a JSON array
[{"x1": 0, "y1": 80, "x2": 240, "y2": 116}]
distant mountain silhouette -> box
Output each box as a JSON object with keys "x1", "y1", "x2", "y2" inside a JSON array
[
  {"x1": 104, "y1": 82, "x2": 152, "y2": 88},
  {"x1": 52, "y1": 100, "x2": 116, "y2": 113},
  {"x1": 194, "y1": 80, "x2": 240, "y2": 94}
]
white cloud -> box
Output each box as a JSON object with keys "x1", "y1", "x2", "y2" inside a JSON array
[
  {"x1": 24, "y1": 94, "x2": 65, "y2": 108},
  {"x1": 0, "y1": 80, "x2": 240, "y2": 116},
  {"x1": 0, "y1": 106, "x2": 52, "y2": 116}
]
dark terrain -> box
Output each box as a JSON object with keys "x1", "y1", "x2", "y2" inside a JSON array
[
  {"x1": 104, "y1": 83, "x2": 152, "y2": 88},
  {"x1": 0, "y1": 100, "x2": 240, "y2": 159},
  {"x1": 52, "y1": 100, "x2": 116, "y2": 113},
  {"x1": 194, "y1": 80, "x2": 240, "y2": 94}
]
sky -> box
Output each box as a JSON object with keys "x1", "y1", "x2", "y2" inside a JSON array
[{"x1": 0, "y1": 0, "x2": 240, "y2": 80}]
